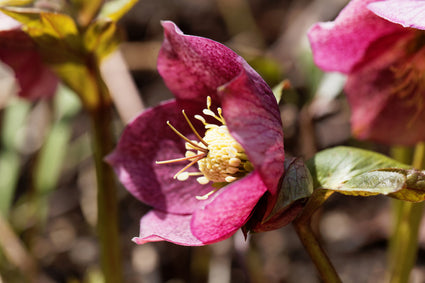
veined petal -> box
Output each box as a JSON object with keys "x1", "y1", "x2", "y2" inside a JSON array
[
  {"x1": 368, "y1": 0, "x2": 425, "y2": 30},
  {"x1": 133, "y1": 210, "x2": 205, "y2": 246},
  {"x1": 157, "y1": 21, "x2": 244, "y2": 108},
  {"x1": 308, "y1": 0, "x2": 406, "y2": 73},
  {"x1": 218, "y1": 65, "x2": 284, "y2": 195},
  {"x1": 106, "y1": 100, "x2": 212, "y2": 214},
  {"x1": 345, "y1": 33, "x2": 425, "y2": 145},
  {"x1": 191, "y1": 171, "x2": 267, "y2": 243},
  {"x1": 157, "y1": 20, "x2": 284, "y2": 193}
]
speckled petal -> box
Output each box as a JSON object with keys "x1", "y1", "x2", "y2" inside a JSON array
[
  {"x1": 133, "y1": 210, "x2": 205, "y2": 246},
  {"x1": 308, "y1": 0, "x2": 406, "y2": 73},
  {"x1": 191, "y1": 171, "x2": 267, "y2": 243},
  {"x1": 106, "y1": 100, "x2": 212, "y2": 214},
  {"x1": 157, "y1": 21, "x2": 247, "y2": 108},
  {"x1": 112, "y1": 21, "x2": 287, "y2": 246},
  {"x1": 157, "y1": 20, "x2": 284, "y2": 193},
  {"x1": 219, "y1": 66, "x2": 284, "y2": 195},
  {"x1": 368, "y1": 0, "x2": 425, "y2": 30}
]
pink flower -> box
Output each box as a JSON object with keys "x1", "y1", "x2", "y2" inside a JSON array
[
  {"x1": 308, "y1": 0, "x2": 425, "y2": 145},
  {"x1": 0, "y1": 12, "x2": 57, "y2": 100},
  {"x1": 107, "y1": 21, "x2": 285, "y2": 246}
]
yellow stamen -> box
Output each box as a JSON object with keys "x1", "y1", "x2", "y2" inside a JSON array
[
  {"x1": 156, "y1": 152, "x2": 206, "y2": 164},
  {"x1": 182, "y1": 110, "x2": 208, "y2": 147},
  {"x1": 173, "y1": 154, "x2": 206, "y2": 179},
  {"x1": 196, "y1": 187, "x2": 220, "y2": 200},
  {"x1": 166, "y1": 121, "x2": 207, "y2": 152},
  {"x1": 156, "y1": 96, "x2": 253, "y2": 200}
]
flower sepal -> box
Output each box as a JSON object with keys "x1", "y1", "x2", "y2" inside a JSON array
[{"x1": 243, "y1": 158, "x2": 313, "y2": 234}]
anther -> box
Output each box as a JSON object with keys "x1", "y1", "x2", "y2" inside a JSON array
[
  {"x1": 225, "y1": 176, "x2": 237, "y2": 182},
  {"x1": 196, "y1": 187, "x2": 220, "y2": 200},
  {"x1": 196, "y1": 176, "x2": 209, "y2": 185}
]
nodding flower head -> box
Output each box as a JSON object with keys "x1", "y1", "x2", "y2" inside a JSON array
[{"x1": 107, "y1": 21, "x2": 285, "y2": 246}]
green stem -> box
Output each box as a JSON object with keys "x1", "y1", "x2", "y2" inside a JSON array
[
  {"x1": 293, "y1": 220, "x2": 341, "y2": 283},
  {"x1": 293, "y1": 189, "x2": 341, "y2": 283},
  {"x1": 88, "y1": 61, "x2": 123, "y2": 283},
  {"x1": 90, "y1": 101, "x2": 123, "y2": 283},
  {"x1": 389, "y1": 142, "x2": 425, "y2": 283}
]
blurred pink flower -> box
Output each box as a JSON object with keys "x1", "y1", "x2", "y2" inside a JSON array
[
  {"x1": 308, "y1": 0, "x2": 425, "y2": 145},
  {"x1": 107, "y1": 21, "x2": 285, "y2": 246},
  {"x1": 0, "y1": 12, "x2": 57, "y2": 100}
]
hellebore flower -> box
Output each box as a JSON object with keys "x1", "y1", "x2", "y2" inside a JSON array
[
  {"x1": 0, "y1": 12, "x2": 57, "y2": 100},
  {"x1": 308, "y1": 0, "x2": 425, "y2": 145},
  {"x1": 107, "y1": 21, "x2": 285, "y2": 246}
]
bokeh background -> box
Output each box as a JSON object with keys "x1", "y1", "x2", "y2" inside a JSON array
[{"x1": 2, "y1": 0, "x2": 425, "y2": 282}]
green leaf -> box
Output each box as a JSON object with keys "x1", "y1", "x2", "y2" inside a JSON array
[
  {"x1": 0, "y1": 7, "x2": 80, "y2": 51},
  {"x1": 0, "y1": 99, "x2": 31, "y2": 214},
  {"x1": 84, "y1": 19, "x2": 119, "y2": 60},
  {"x1": 34, "y1": 85, "x2": 81, "y2": 195},
  {"x1": 307, "y1": 146, "x2": 425, "y2": 202},
  {"x1": 70, "y1": 0, "x2": 103, "y2": 27},
  {"x1": 0, "y1": 7, "x2": 105, "y2": 109},
  {"x1": 98, "y1": 0, "x2": 138, "y2": 21},
  {"x1": 0, "y1": 151, "x2": 20, "y2": 214},
  {"x1": 0, "y1": 0, "x2": 32, "y2": 6}
]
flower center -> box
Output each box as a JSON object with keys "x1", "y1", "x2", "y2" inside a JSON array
[{"x1": 156, "y1": 96, "x2": 253, "y2": 200}]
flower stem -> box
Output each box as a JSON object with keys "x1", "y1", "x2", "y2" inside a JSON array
[
  {"x1": 90, "y1": 101, "x2": 123, "y2": 283},
  {"x1": 88, "y1": 61, "x2": 123, "y2": 283},
  {"x1": 293, "y1": 221, "x2": 341, "y2": 283},
  {"x1": 388, "y1": 142, "x2": 425, "y2": 283},
  {"x1": 293, "y1": 190, "x2": 341, "y2": 283}
]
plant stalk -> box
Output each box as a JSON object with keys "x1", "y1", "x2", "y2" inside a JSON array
[
  {"x1": 389, "y1": 142, "x2": 425, "y2": 283},
  {"x1": 293, "y1": 218, "x2": 341, "y2": 283},
  {"x1": 293, "y1": 189, "x2": 341, "y2": 283},
  {"x1": 88, "y1": 60, "x2": 123, "y2": 283}
]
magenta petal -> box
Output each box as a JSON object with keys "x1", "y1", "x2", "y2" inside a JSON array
[
  {"x1": 133, "y1": 210, "x2": 205, "y2": 246},
  {"x1": 219, "y1": 67, "x2": 284, "y2": 195},
  {"x1": 0, "y1": 13, "x2": 58, "y2": 100},
  {"x1": 191, "y1": 171, "x2": 267, "y2": 243},
  {"x1": 308, "y1": 0, "x2": 405, "y2": 73},
  {"x1": 345, "y1": 37, "x2": 425, "y2": 145},
  {"x1": 157, "y1": 21, "x2": 243, "y2": 106},
  {"x1": 368, "y1": 0, "x2": 425, "y2": 30},
  {"x1": 4, "y1": 50, "x2": 58, "y2": 100},
  {"x1": 106, "y1": 100, "x2": 212, "y2": 214}
]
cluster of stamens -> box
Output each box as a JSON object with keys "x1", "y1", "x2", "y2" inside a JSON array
[{"x1": 156, "y1": 97, "x2": 253, "y2": 200}]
